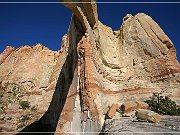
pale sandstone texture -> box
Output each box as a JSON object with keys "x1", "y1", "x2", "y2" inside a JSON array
[
  {"x1": 135, "y1": 109, "x2": 161, "y2": 123},
  {"x1": 120, "y1": 101, "x2": 149, "y2": 114},
  {"x1": 0, "y1": 44, "x2": 61, "y2": 132},
  {"x1": 107, "y1": 104, "x2": 118, "y2": 119},
  {"x1": 0, "y1": 0, "x2": 179, "y2": 134}
]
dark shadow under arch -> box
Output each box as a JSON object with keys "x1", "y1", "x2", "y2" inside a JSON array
[{"x1": 17, "y1": 15, "x2": 85, "y2": 135}]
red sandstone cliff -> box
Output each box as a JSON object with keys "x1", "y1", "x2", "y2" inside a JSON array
[{"x1": 0, "y1": 0, "x2": 179, "y2": 134}]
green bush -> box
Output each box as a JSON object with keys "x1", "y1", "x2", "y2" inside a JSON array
[
  {"x1": 19, "y1": 101, "x2": 30, "y2": 110},
  {"x1": 146, "y1": 93, "x2": 180, "y2": 116}
]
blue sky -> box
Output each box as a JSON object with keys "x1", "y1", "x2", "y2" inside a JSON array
[{"x1": 0, "y1": 0, "x2": 180, "y2": 62}]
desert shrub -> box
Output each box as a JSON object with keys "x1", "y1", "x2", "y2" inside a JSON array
[
  {"x1": 19, "y1": 115, "x2": 30, "y2": 122},
  {"x1": 31, "y1": 105, "x2": 37, "y2": 111},
  {"x1": 146, "y1": 93, "x2": 180, "y2": 116},
  {"x1": 19, "y1": 101, "x2": 30, "y2": 110}
]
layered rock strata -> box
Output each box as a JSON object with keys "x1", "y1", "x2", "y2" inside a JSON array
[
  {"x1": 59, "y1": 0, "x2": 180, "y2": 132},
  {"x1": 0, "y1": 0, "x2": 179, "y2": 134},
  {"x1": 0, "y1": 44, "x2": 61, "y2": 132}
]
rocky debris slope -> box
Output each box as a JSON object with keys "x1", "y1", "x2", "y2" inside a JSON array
[{"x1": 0, "y1": 0, "x2": 179, "y2": 134}]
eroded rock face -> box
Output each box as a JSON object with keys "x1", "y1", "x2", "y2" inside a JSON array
[
  {"x1": 0, "y1": 46, "x2": 15, "y2": 65},
  {"x1": 59, "y1": 0, "x2": 180, "y2": 133},
  {"x1": 98, "y1": 13, "x2": 180, "y2": 82},
  {"x1": 0, "y1": 44, "x2": 59, "y2": 89},
  {"x1": 0, "y1": 0, "x2": 179, "y2": 134},
  {"x1": 61, "y1": 0, "x2": 98, "y2": 29},
  {"x1": 0, "y1": 44, "x2": 61, "y2": 132},
  {"x1": 121, "y1": 13, "x2": 180, "y2": 82}
]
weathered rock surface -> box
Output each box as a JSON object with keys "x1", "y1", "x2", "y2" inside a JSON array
[
  {"x1": 0, "y1": 0, "x2": 179, "y2": 134},
  {"x1": 121, "y1": 102, "x2": 138, "y2": 114},
  {"x1": 120, "y1": 101, "x2": 149, "y2": 114},
  {"x1": 135, "y1": 109, "x2": 161, "y2": 123},
  {"x1": 0, "y1": 44, "x2": 61, "y2": 132},
  {"x1": 136, "y1": 101, "x2": 149, "y2": 110},
  {"x1": 107, "y1": 104, "x2": 118, "y2": 119},
  {"x1": 102, "y1": 116, "x2": 180, "y2": 134},
  {"x1": 0, "y1": 46, "x2": 15, "y2": 65},
  {"x1": 0, "y1": 44, "x2": 59, "y2": 89},
  {"x1": 60, "y1": 0, "x2": 98, "y2": 29}
]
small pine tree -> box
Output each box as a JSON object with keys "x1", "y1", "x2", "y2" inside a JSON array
[{"x1": 146, "y1": 93, "x2": 180, "y2": 116}]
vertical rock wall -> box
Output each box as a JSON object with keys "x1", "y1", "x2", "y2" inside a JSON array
[
  {"x1": 60, "y1": 0, "x2": 180, "y2": 133},
  {"x1": 0, "y1": 0, "x2": 179, "y2": 134}
]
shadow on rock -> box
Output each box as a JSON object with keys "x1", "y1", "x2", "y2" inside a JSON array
[
  {"x1": 17, "y1": 38, "x2": 78, "y2": 135},
  {"x1": 17, "y1": 15, "x2": 85, "y2": 135},
  {"x1": 17, "y1": 50, "x2": 77, "y2": 134}
]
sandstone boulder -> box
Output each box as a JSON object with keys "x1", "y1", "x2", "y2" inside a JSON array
[
  {"x1": 135, "y1": 109, "x2": 161, "y2": 123},
  {"x1": 122, "y1": 110, "x2": 136, "y2": 117},
  {"x1": 120, "y1": 102, "x2": 138, "y2": 113},
  {"x1": 121, "y1": 101, "x2": 150, "y2": 114},
  {"x1": 136, "y1": 101, "x2": 149, "y2": 109},
  {"x1": 107, "y1": 104, "x2": 118, "y2": 119}
]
